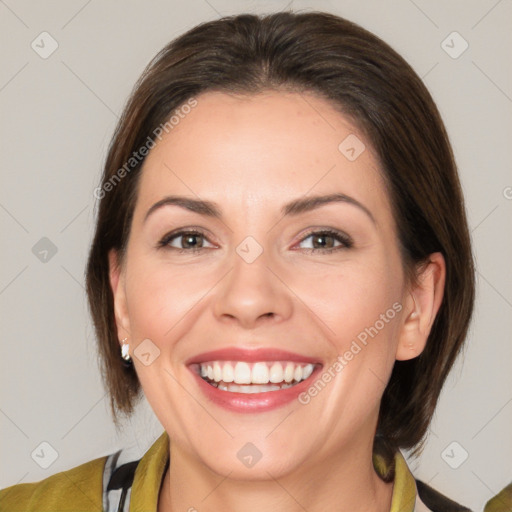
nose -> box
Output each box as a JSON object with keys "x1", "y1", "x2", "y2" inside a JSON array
[{"x1": 212, "y1": 246, "x2": 293, "y2": 329}]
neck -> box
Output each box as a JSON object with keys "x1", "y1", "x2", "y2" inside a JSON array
[{"x1": 158, "y1": 435, "x2": 394, "y2": 512}]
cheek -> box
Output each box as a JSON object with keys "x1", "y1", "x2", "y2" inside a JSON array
[
  {"x1": 123, "y1": 255, "x2": 209, "y2": 339},
  {"x1": 294, "y1": 260, "x2": 402, "y2": 340},
  {"x1": 296, "y1": 265, "x2": 403, "y2": 416},
  {"x1": 289, "y1": 254, "x2": 404, "y2": 398}
]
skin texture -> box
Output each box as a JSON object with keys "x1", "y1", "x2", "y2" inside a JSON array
[{"x1": 109, "y1": 90, "x2": 445, "y2": 512}]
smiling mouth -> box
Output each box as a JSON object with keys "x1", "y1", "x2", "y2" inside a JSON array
[{"x1": 192, "y1": 360, "x2": 317, "y2": 394}]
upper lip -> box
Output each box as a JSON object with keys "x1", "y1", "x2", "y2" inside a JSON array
[{"x1": 186, "y1": 347, "x2": 321, "y2": 365}]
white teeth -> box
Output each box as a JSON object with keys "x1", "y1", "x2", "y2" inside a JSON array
[
  {"x1": 213, "y1": 362, "x2": 222, "y2": 382},
  {"x1": 269, "y1": 362, "x2": 284, "y2": 383},
  {"x1": 234, "y1": 362, "x2": 251, "y2": 384},
  {"x1": 252, "y1": 362, "x2": 270, "y2": 384},
  {"x1": 222, "y1": 362, "x2": 234, "y2": 383},
  {"x1": 198, "y1": 360, "x2": 317, "y2": 390},
  {"x1": 214, "y1": 383, "x2": 283, "y2": 393},
  {"x1": 284, "y1": 362, "x2": 295, "y2": 383},
  {"x1": 302, "y1": 363, "x2": 314, "y2": 379}
]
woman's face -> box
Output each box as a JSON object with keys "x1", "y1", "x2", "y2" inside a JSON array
[{"x1": 110, "y1": 90, "x2": 421, "y2": 478}]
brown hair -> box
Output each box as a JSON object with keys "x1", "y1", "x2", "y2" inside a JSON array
[{"x1": 85, "y1": 11, "x2": 474, "y2": 470}]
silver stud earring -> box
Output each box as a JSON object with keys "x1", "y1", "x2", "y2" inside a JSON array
[{"x1": 121, "y1": 338, "x2": 132, "y2": 365}]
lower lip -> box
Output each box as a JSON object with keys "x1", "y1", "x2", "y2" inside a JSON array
[{"x1": 190, "y1": 366, "x2": 322, "y2": 413}]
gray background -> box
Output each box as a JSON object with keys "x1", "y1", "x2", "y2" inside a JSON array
[{"x1": 1, "y1": 0, "x2": 511, "y2": 509}]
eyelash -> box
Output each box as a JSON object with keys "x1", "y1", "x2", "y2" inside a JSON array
[
  {"x1": 297, "y1": 229, "x2": 353, "y2": 253},
  {"x1": 158, "y1": 229, "x2": 212, "y2": 254},
  {"x1": 158, "y1": 228, "x2": 353, "y2": 254}
]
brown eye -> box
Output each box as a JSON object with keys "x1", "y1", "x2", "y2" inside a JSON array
[
  {"x1": 297, "y1": 230, "x2": 353, "y2": 252},
  {"x1": 311, "y1": 233, "x2": 336, "y2": 249},
  {"x1": 159, "y1": 230, "x2": 214, "y2": 251},
  {"x1": 180, "y1": 233, "x2": 204, "y2": 249}
]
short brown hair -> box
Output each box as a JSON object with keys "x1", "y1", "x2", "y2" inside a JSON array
[{"x1": 86, "y1": 11, "x2": 475, "y2": 466}]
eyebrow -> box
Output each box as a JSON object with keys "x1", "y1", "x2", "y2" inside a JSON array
[{"x1": 144, "y1": 193, "x2": 375, "y2": 224}]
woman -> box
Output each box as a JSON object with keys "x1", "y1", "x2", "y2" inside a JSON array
[{"x1": 0, "y1": 10, "x2": 479, "y2": 511}]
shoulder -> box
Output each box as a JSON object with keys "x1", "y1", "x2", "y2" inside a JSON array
[
  {"x1": 0, "y1": 455, "x2": 107, "y2": 512},
  {"x1": 415, "y1": 479, "x2": 473, "y2": 512},
  {"x1": 484, "y1": 481, "x2": 512, "y2": 512},
  {"x1": 383, "y1": 449, "x2": 473, "y2": 512}
]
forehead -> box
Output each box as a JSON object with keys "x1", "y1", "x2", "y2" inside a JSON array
[{"x1": 135, "y1": 90, "x2": 389, "y2": 218}]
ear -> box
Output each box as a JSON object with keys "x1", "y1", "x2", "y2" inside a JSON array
[
  {"x1": 395, "y1": 252, "x2": 446, "y2": 361},
  {"x1": 109, "y1": 249, "x2": 131, "y2": 343}
]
